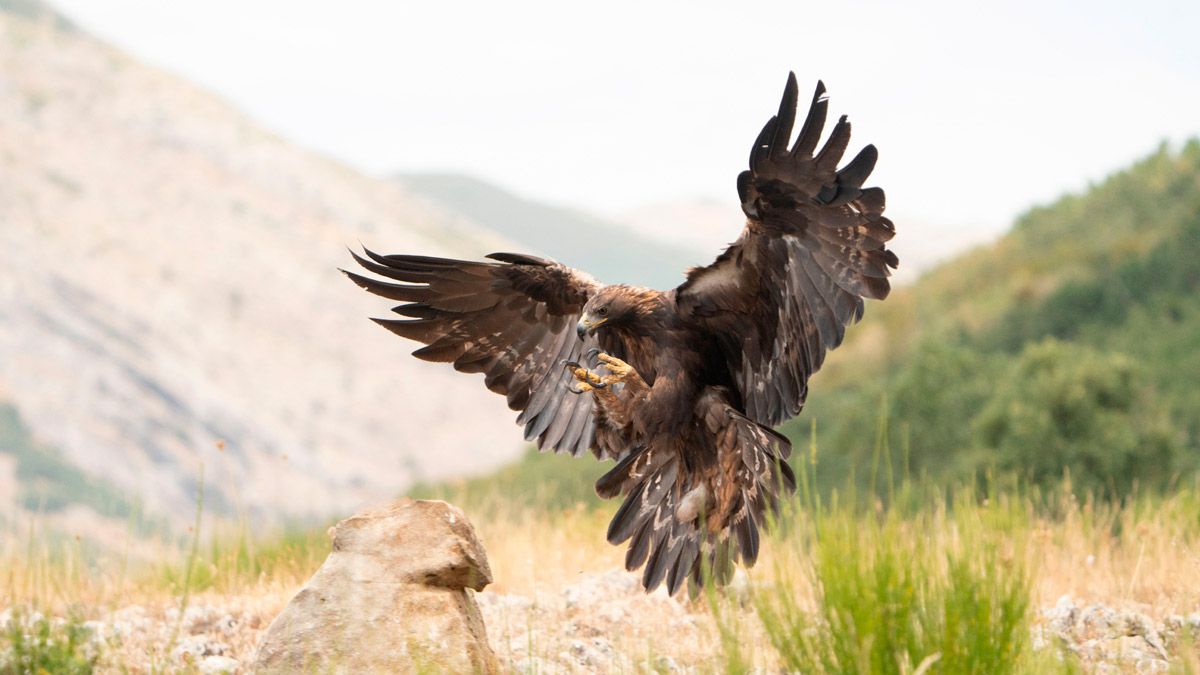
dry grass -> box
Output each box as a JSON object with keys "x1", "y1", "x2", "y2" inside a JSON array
[
  {"x1": 467, "y1": 501, "x2": 623, "y2": 596},
  {"x1": 1027, "y1": 486, "x2": 1200, "y2": 618},
  {"x1": 3, "y1": 480, "x2": 1200, "y2": 672}
]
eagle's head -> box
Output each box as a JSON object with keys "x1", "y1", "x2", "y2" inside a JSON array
[{"x1": 577, "y1": 285, "x2": 658, "y2": 337}]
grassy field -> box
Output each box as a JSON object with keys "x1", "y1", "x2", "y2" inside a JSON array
[{"x1": 5, "y1": 442, "x2": 1200, "y2": 673}]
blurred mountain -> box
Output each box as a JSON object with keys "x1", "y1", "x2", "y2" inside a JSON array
[
  {"x1": 618, "y1": 198, "x2": 993, "y2": 284},
  {"x1": 0, "y1": 7, "x2": 533, "y2": 527},
  {"x1": 399, "y1": 177, "x2": 984, "y2": 290},
  {"x1": 616, "y1": 197, "x2": 743, "y2": 262},
  {"x1": 395, "y1": 173, "x2": 705, "y2": 289},
  {"x1": 0, "y1": 0, "x2": 74, "y2": 30}
]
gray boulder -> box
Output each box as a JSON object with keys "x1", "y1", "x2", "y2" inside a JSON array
[{"x1": 253, "y1": 499, "x2": 497, "y2": 673}]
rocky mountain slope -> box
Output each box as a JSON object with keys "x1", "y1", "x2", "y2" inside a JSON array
[{"x1": 0, "y1": 5, "x2": 529, "y2": 526}]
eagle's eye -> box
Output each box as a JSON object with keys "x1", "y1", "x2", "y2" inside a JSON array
[{"x1": 597, "y1": 306, "x2": 609, "y2": 317}]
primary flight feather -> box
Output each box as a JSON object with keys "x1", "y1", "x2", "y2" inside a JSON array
[{"x1": 344, "y1": 73, "x2": 897, "y2": 595}]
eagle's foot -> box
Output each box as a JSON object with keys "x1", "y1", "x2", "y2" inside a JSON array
[
  {"x1": 595, "y1": 352, "x2": 635, "y2": 381},
  {"x1": 561, "y1": 359, "x2": 606, "y2": 394},
  {"x1": 585, "y1": 349, "x2": 650, "y2": 395}
]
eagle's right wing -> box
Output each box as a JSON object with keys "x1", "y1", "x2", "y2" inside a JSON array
[
  {"x1": 344, "y1": 248, "x2": 610, "y2": 458},
  {"x1": 676, "y1": 74, "x2": 898, "y2": 428}
]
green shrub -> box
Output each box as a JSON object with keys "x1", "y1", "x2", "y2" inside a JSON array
[
  {"x1": 974, "y1": 339, "x2": 1181, "y2": 495},
  {"x1": 0, "y1": 609, "x2": 99, "y2": 675},
  {"x1": 886, "y1": 340, "x2": 999, "y2": 481},
  {"x1": 749, "y1": 491, "x2": 1032, "y2": 674}
]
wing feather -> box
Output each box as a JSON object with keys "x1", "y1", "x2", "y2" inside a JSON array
[
  {"x1": 677, "y1": 73, "x2": 898, "y2": 426},
  {"x1": 345, "y1": 249, "x2": 614, "y2": 458}
]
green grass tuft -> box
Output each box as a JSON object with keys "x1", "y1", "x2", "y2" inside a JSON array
[
  {"x1": 1, "y1": 608, "x2": 99, "y2": 675},
  {"x1": 748, "y1": 491, "x2": 1032, "y2": 675}
]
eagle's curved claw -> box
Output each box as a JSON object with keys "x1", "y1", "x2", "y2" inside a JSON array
[
  {"x1": 562, "y1": 357, "x2": 606, "y2": 394},
  {"x1": 567, "y1": 379, "x2": 606, "y2": 395},
  {"x1": 584, "y1": 347, "x2": 602, "y2": 366}
]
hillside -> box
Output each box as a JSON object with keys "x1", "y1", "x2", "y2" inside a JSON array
[
  {"x1": 790, "y1": 140, "x2": 1200, "y2": 492},
  {"x1": 396, "y1": 173, "x2": 705, "y2": 289},
  {"x1": 0, "y1": 7, "x2": 531, "y2": 528}
]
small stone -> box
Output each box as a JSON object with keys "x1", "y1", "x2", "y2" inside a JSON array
[
  {"x1": 648, "y1": 654, "x2": 680, "y2": 672},
  {"x1": 569, "y1": 639, "x2": 592, "y2": 665},
  {"x1": 173, "y1": 634, "x2": 228, "y2": 662},
  {"x1": 1046, "y1": 595, "x2": 1077, "y2": 636},
  {"x1": 1077, "y1": 638, "x2": 1103, "y2": 660},
  {"x1": 1078, "y1": 604, "x2": 1118, "y2": 638},
  {"x1": 213, "y1": 614, "x2": 240, "y2": 637},
  {"x1": 199, "y1": 655, "x2": 240, "y2": 674}
]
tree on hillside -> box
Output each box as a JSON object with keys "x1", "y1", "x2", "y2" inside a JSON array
[{"x1": 974, "y1": 339, "x2": 1181, "y2": 495}]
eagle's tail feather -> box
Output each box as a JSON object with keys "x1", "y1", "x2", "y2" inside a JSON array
[{"x1": 597, "y1": 388, "x2": 794, "y2": 596}]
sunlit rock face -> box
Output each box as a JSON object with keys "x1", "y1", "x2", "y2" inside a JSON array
[{"x1": 253, "y1": 499, "x2": 497, "y2": 674}]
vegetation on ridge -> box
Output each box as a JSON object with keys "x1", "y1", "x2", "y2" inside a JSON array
[{"x1": 790, "y1": 140, "x2": 1200, "y2": 498}]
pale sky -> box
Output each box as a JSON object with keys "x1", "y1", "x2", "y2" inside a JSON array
[{"x1": 51, "y1": 0, "x2": 1200, "y2": 240}]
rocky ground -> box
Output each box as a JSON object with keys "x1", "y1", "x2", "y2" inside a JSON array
[
  {"x1": 1036, "y1": 595, "x2": 1200, "y2": 674},
  {"x1": 4, "y1": 576, "x2": 1199, "y2": 673},
  {"x1": 0, "y1": 602, "x2": 264, "y2": 674}
]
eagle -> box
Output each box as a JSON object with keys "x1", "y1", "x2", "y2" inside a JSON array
[{"x1": 345, "y1": 73, "x2": 897, "y2": 595}]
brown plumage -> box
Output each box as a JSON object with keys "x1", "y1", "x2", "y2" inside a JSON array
[{"x1": 344, "y1": 73, "x2": 897, "y2": 595}]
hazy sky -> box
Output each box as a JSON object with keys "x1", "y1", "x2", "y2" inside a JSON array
[{"x1": 52, "y1": 0, "x2": 1200, "y2": 239}]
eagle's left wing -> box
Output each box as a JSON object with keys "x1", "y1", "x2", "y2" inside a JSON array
[{"x1": 676, "y1": 73, "x2": 898, "y2": 427}]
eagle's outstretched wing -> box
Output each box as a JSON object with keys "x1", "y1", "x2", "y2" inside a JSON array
[
  {"x1": 677, "y1": 73, "x2": 898, "y2": 427},
  {"x1": 344, "y1": 248, "x2": 610, "y2": 457}
]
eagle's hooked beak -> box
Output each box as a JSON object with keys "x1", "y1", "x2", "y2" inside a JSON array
[{"x1": 576, "y1": 313, "x2": 607, "y2": 338}]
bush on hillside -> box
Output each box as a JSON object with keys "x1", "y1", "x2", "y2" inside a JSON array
[
  {"x1": 887, "y1": 339, "x2": 999, "y2": 479},
  {"x1": 974, "y1": 339, "x2": 1181, "y2": 495}
]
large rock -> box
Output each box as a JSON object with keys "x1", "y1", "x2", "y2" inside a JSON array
[{"x1": 253, "y1": 499, "x2": 497, "y2": 673}]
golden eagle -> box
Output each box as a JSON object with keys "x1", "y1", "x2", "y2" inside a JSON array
[{"x1": 345, "y1": 73, "x2": 897, "y2": 595}]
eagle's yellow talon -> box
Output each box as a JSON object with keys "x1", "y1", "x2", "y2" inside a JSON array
[
  {"x1": 562, "y1": 358, "x2": 606, "y2": 393},
  {"x1": 597, "y1": 353, "x2": 634, "y2": 378},
  {"x1": 571, "y1": 367, "x2": 602, "y2": 386}
]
